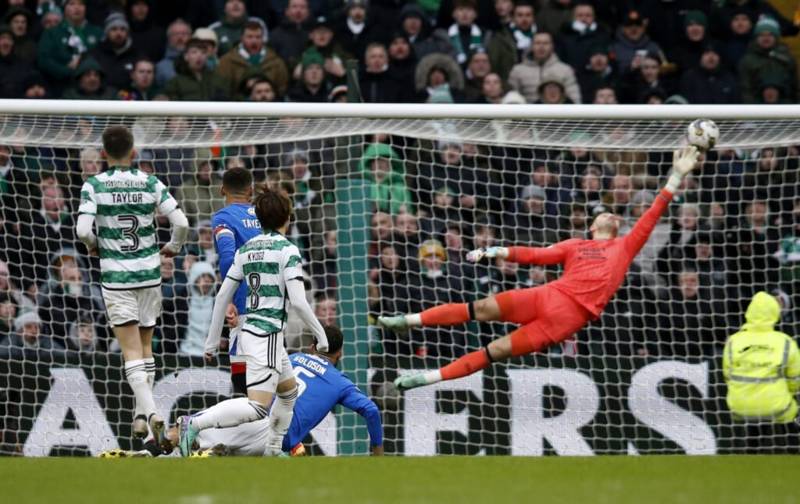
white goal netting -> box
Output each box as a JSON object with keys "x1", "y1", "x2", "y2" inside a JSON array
[{"x1": 1, "y1": 105, "x2": 799, "y2": 456}]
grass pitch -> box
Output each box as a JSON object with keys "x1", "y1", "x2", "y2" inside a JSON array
[{"x1": 3, "y1": 455, "x2": 797, "y2": 504}]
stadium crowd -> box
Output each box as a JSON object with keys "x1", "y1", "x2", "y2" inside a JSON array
[
  {"x1": 0, "y1": 0, "x2": 798, "y2": 359},
  {"x1": 0, "y1": 0, "x2": 796, "y2": 104}
]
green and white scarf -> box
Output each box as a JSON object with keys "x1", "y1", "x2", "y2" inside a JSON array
[
  {"x1": 238, "y1": 45, "x2": 265, "y2": 66},
  {"x1": 511, "y1": 23, "x2": 535, "y2": 52},
  {"x1": 448, "y1": 23, "x2": 483, "y2": 64}
]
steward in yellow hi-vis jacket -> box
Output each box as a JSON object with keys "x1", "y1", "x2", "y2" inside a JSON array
[{"x1": 723, "y1": 292, "x2": 800, "y2": 423}]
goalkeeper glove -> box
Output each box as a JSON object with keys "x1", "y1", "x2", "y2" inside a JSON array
[
  {"x1": 666, "y1": 146, "x2": 701, "y2": 192},
  {"x1": 466, "y1": 246, "x2": 509, "y2": 263}
]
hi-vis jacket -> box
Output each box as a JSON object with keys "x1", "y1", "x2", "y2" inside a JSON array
[{"x1": 723, "y1": 292, "x2": 800, "y2": 423}]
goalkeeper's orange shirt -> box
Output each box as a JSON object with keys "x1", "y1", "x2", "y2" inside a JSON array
[{"x1": 507, "y1": 188, "x2": 673, "y2": 319}]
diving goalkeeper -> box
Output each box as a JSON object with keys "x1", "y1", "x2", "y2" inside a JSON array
[{"x1": 381, "y1": 146, "x2": 701, "y2": 390}]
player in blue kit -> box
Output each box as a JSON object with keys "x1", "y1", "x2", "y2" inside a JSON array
[
  {"x1": 210, "y1": 167, "x2": 262, "y2": 394},
  {"x1": 123, "y1": 326, "x2": 382, "y2": 457}
]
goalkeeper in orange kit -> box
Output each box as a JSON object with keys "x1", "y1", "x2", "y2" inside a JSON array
[{"x1": 380, "y1": 147, "x2": 701, "y2": 390}]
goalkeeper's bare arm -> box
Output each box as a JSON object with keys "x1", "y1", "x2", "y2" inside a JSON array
[{"x1": 381, "y1": 147, "x2": 701, "y2": 391}]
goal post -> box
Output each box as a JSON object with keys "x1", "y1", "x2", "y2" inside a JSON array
[{"x1": 1, "y1": 99, "x2": 799, "y2": 456}]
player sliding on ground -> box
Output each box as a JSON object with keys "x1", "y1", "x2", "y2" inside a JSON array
[
  {"x1": 381, "y1": 146, "x2": 701, "y2": 391},
  {"x1": 177, "y1": 188, "x2": 329, "y2": 456},
  {"x1": 103, "y1": 326, "x2": 383, "y2": 458},
  {"x1": 76, "y1": 125, "x2": 190, "y2": 441}
]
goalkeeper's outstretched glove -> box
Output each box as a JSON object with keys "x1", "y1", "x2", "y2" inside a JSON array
[
  {"x1": 666, "y1": 146, "x2": 701, "y2": 192},
  {"x1": 466, "y1": 246, "x2": 509, "y2": 263}
]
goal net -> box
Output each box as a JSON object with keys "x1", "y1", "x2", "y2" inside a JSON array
[{"x1": 1, "y1": 102, "x2": 798, "y2": 456}]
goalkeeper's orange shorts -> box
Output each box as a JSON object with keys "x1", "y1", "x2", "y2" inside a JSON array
[{"x1": 495, "y1": 286, "x2": 591, "y2": 356}]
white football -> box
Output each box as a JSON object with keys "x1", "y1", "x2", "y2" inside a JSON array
[{"x1": 686, "y1": 119, "x2": 719, "y2": 151}]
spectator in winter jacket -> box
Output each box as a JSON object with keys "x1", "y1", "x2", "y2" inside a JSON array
[
  {"x1": 4, "y1": 6, "x2": 36, "y2": 65},
  {"x1": 117, "y1": 58, "x2": 161, "y2": 100},
  {"x1": 577, "y1": 43, "x2": 617, "y2": 104},
  {"x1": 359, "y1": 42, "x2": 402, "y2": 103},
  {"x1": 508, "y1": 32, "x2": 580, "y2": 103},
  {"x1": 557, "y1": 1, "x2": 611, "y2": 72},
  {"x1": 619, "y1": 52, "x2": 673, "y2": 104},
  {"x1": 738, "y1": 17, "x2": 797, "y2": 104},
  {"x1": 216, "y1": 20, "x2": 289, "y2": 98},
  {"x1": 271, "y1": 0, "x2": 311, "y2": 74},
  {"x1": 334, "y1": 0, "x2": 378, "y2": 65},
  {"x1": 721, "y1": 10, "x2": 753, "y2": 70},
  {"x1": 399, "y1": 2, "x2": 453, "y2": 61},
  {"x1": 537, "y1": 0, "x2": 573, "y2": 35},
  {"x1": 487, "y1": 0, "x2": 535, "y2": 81},
  {"x1": 180, "y1": 261, "x2": 216, "y2": 357},
  {"x1": 756, "y1": 70, "x2": 793, "y2": 105},
  {"x1": 670, "y1": 10, "x2": 714, "y2": 74},
  {"x1": 127, "y1": 0, "x2": 165, "y2": 62},
  {"x1": 358, "y1": 143, "x2": 413, "y2": 215},
  {"x1": 387, "y1": 32, "x2": 418, "y2": 103},
  {"x1": 164, "y1": 38, "x2": 229, "y2": 101},
  {"x1": 446, "y1": 0, "x2": 485, "y2": 68},
  {"x1": 88, "y1": 12, "x2": 140, "y2": 91},
  {"x1": 0, "y1": 24, "x2": 36, "y2": 98},
  {"x1": 679, "y1": 44, "x2": 739, "y2": 104},
  {"x1": 1, "y1": 311, "x2": 63, "y2": 357},
  {"x1": 155, "y1": 18, "x2": 191, "y2": 87},
  {"x1": 62, "y1": 57, "x2": 116, "y2": 99},
  {"x1": 209, "y1": 0, "x2": 268, "y2": 57},
  {"x1": 609, "y1": 9, "x2": 663, "y2": 73},
  {"x1": 415, "y1": 53, "x2": 465, "y2": 103},
  {"x1": 36, "y1": 0, "x2": 103, "y2": 94},
  {"x1": 463, "y1": 48, "x2": 491, "y2": 101},
  {"x1": 37, "y1": 251, "x2": 106, "y2": 345}
]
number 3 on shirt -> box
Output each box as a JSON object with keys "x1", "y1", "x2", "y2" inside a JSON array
[{"x1": 118, "y1": 215, "x2": 140, "y2": 252}]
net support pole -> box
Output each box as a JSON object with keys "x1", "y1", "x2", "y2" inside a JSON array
[{"x1": 335, "y1": 176, "x2": 370, "y2": 455}]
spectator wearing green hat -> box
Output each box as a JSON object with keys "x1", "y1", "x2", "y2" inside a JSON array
[
  {"x1": 671, "y1": 10, "x2": 714, "y2": 73},
  {"x1": 62, "y1": 57, "x2": 116, "y2": 99},
  {"x1": 287, "y1": 49, "x2": 330, "y2": 102},
  {"x1": 738, "y1": 16, "x2": 797, "y2": 103},
  {"x1": 37, "y1": 0, "x2": 103, "y2": 95}
]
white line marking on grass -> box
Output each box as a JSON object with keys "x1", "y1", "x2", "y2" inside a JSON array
[{"x1": 178, "y1": 495, "x2": 214, "y2": 504}]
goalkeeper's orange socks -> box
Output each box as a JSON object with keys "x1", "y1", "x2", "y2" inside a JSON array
[
  {"x1": 418, "y1": 303, "x2": 471, "y2": 326},
  {"x1": 440, "y1": 348, "x2": 491, "y2": 381}
]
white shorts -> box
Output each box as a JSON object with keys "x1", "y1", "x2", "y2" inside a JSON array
[
  {"x1": 101, "y1": 286, "x2": 162, "y2": 328},
  {"x1": 239, "y1": 331, "x2": 292, "y2": 393}
]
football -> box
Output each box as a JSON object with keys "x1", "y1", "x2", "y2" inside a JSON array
[{"x1": 686, "y1": 118, "x2": 720, "y2": 151}]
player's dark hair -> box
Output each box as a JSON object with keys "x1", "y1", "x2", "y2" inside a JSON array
[
  {"x1": 322, "y1": 325, "x2": 344, "y2": 354},
  {"x1": 254, "y1": 187, "x2": 292, "y2": 231},
  {"x1": 102, "y1": 125, "x2": 134, "y2": 160},
  {"x1": 222, "y1": 167, "x2": 252, "y2": 194}
]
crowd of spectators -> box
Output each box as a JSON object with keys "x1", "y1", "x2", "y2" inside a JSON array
[
  {"x1": 0, "y1": 0, "x2": 797, "y2": 105},
  {"x1": 0, "y1": 0, "x2": 799, "y2": 364}
]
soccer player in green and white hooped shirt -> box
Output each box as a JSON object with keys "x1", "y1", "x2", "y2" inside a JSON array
[
  {"x1": 177, "y1": 188, "x2": 329, "y2": 457},
  {"x1": 76, "y1": 125, "x2": 189, "y2": 443}
]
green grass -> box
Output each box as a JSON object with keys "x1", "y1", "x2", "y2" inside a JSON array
[{"x1": 3, "y1": 456, "x2": 798, "y2": 504}]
